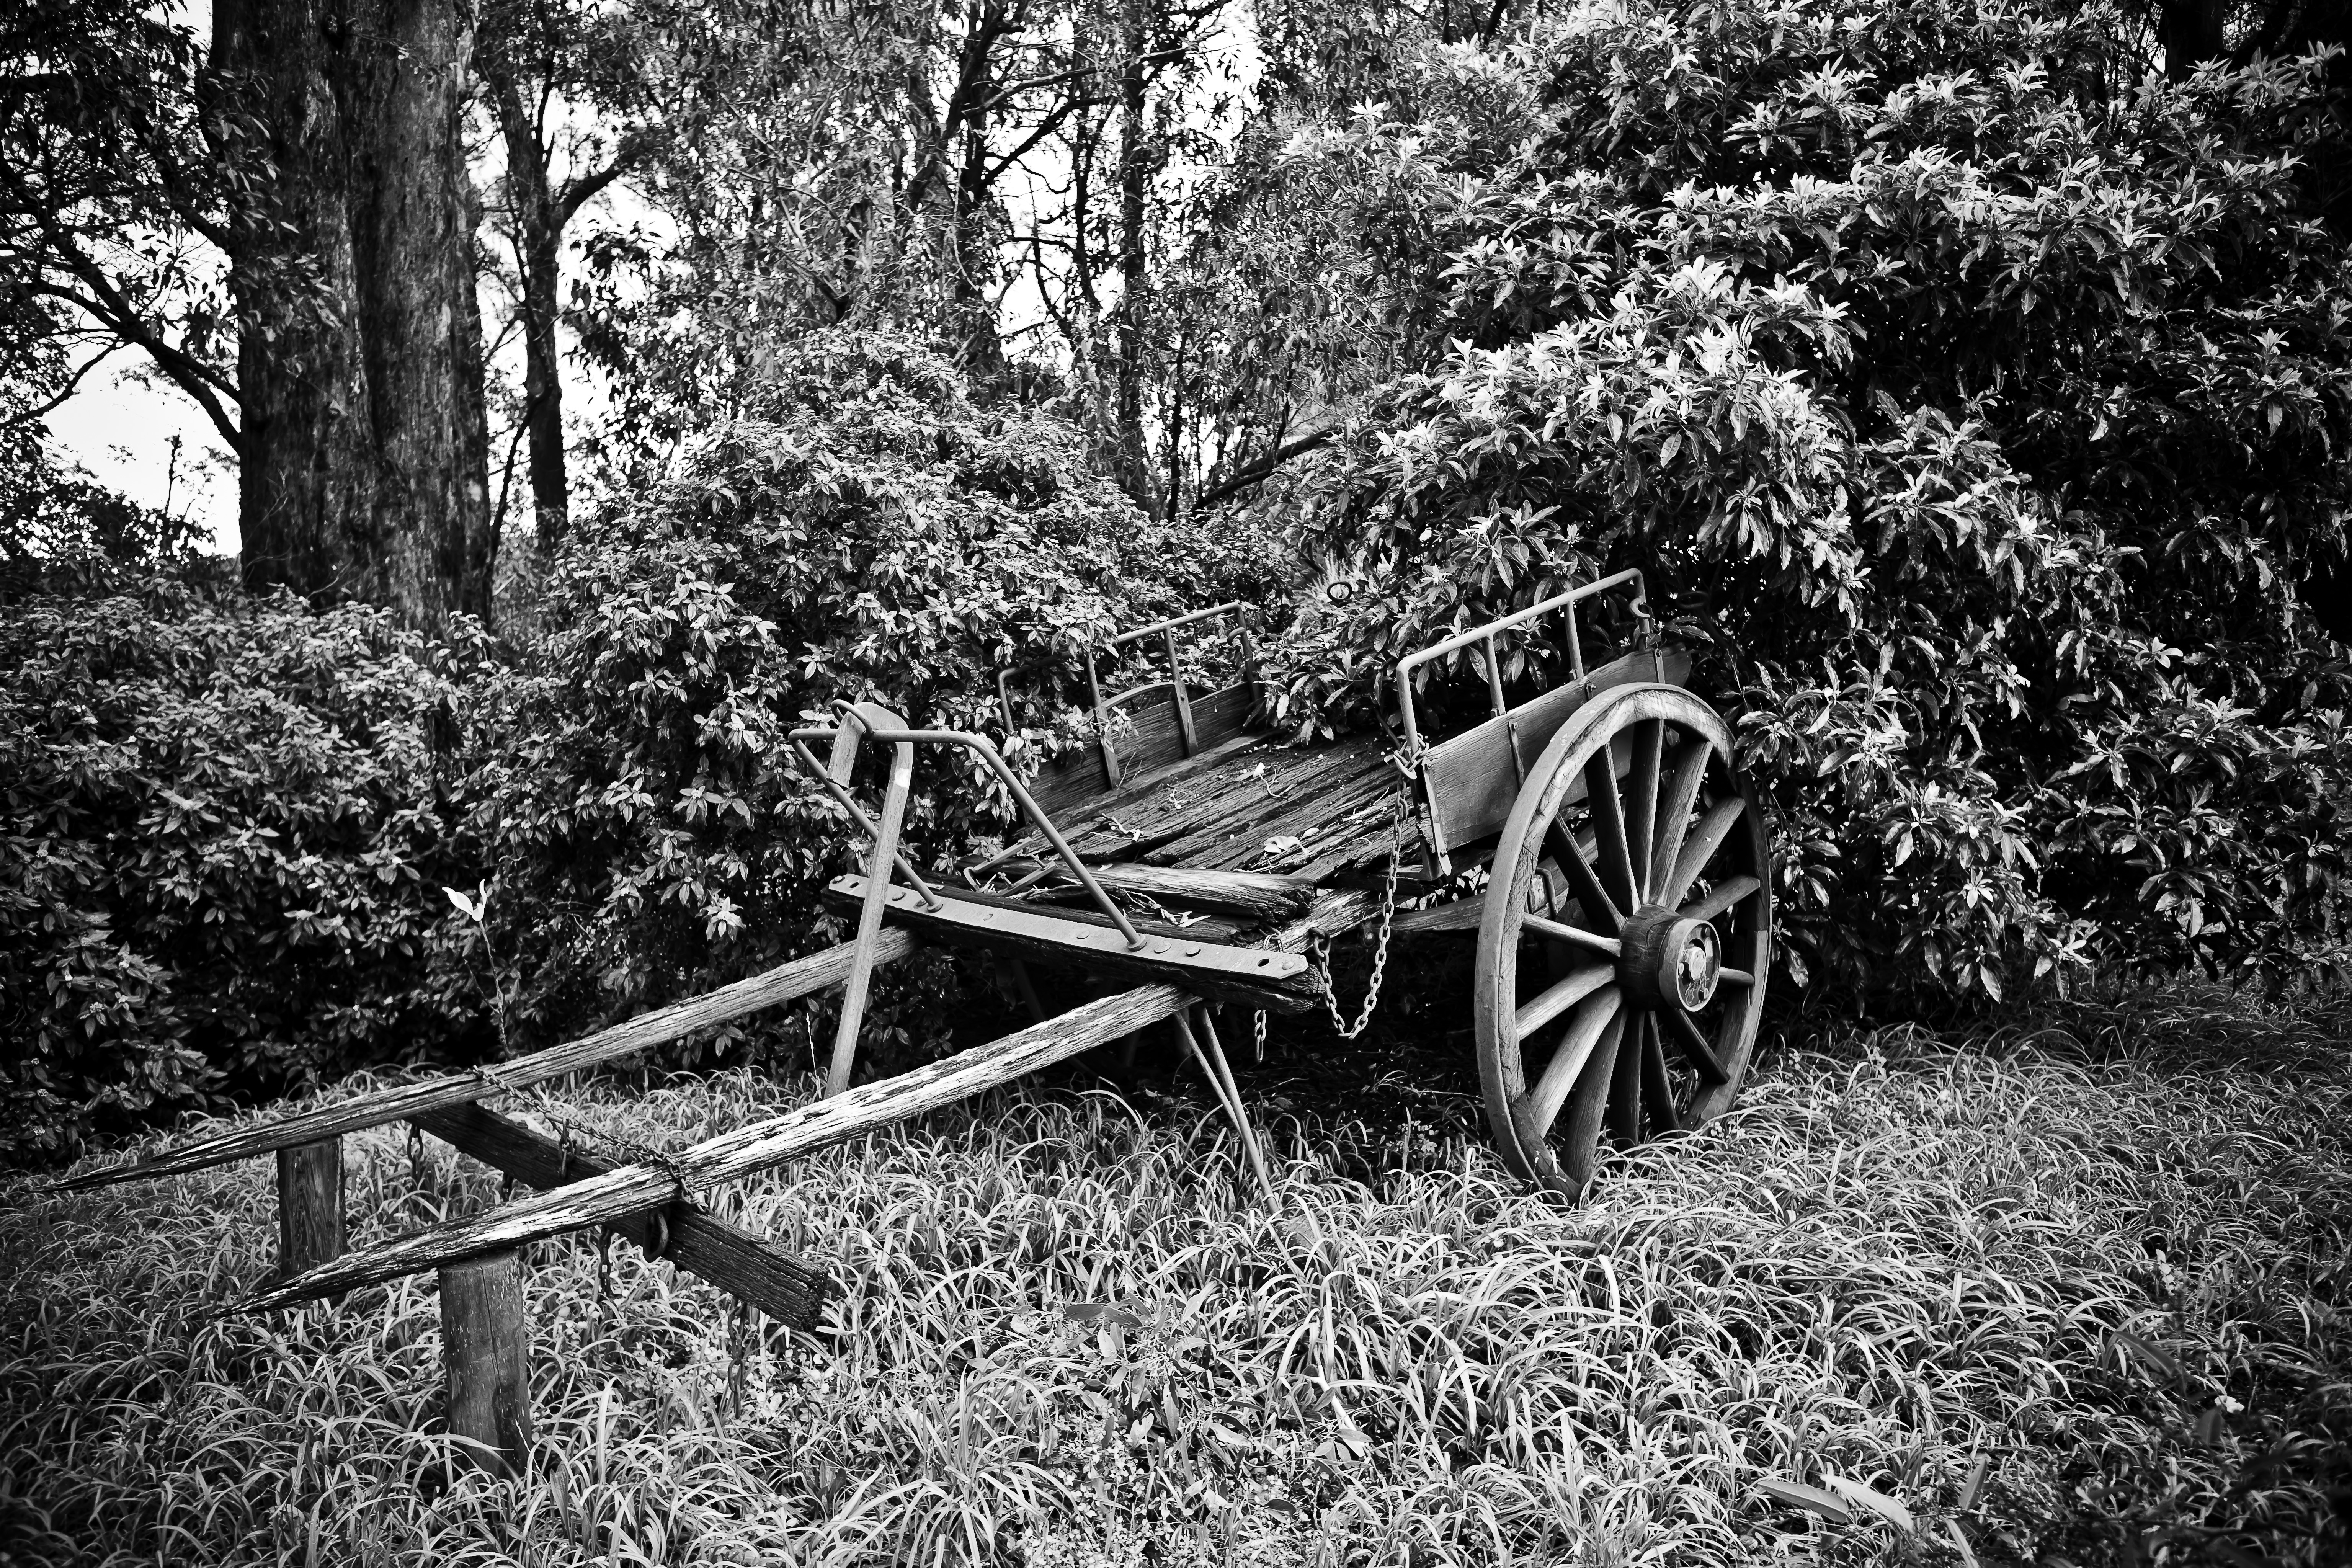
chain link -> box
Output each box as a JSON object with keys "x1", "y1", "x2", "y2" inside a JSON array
[
  {"x1": 726, "y1": 1300, "x2": 753, "y2": 1421},
  {"x1": 1308, "y1": 782, "x2": 1411, "y2": 1042},
  {"x1": 1252, "y1": 1008, "x2": 1266, "y2": 1063}
]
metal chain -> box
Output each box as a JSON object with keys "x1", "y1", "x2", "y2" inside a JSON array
[
  {"x1": 1252, "y1": 1008, "x2": 1266, "y2": 1063},
  {"x1": 726, "y1": 1300, "x2": 752, "y2": 1421},
  {"x1": 1308, "y1": 784, "x2": 1411, "y2": 1042}
]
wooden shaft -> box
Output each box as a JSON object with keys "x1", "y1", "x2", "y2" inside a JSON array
[
  {"x1": 828, "y1": 740, "x2": 916, "y2": 1097},
  {"x1": 439, "y1": 1250, "x2": 531, "y2": 1476},
  {"x1": 274, "y1": 1139, "x2": 345, "y2": 1281},
  {"x1": 244, "y1": 984, "x2": 1193, "y2": 1312},
  {"x1": 51, "y1": 932, "x2": 919, "y2": 1194},
  {"x1": 413, "y1": 1102, "x2": 832, "y2": 1330}
]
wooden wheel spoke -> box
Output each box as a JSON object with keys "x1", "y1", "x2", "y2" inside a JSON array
[
  {"x1": 1625, "y1": 720, "x2": 1664, "y2": 904},
  {"x1": 1717, "y1": 967, "x2": 1755, "y2": 990},
  {"x1": 1648, "y1": 735, "x2": 1713, "y2": 896},
  {"x1": 1661, "y1": 1006, "x2": 1730, "y2": 1085},
  {"x1": 1679, "y1": 873, "x2": 1762, "y2": 927},
  {"x1": 1606, "y1": 1011, "x2": 1643, "y2": 1142},
  {"x1": 1584, "y1": 746, "x2": 1640, "y2": 914},
  {"x1": 1523, "y1": 911, "x2": 1622, "y2": 959},
  {"x1": 1517, "y1": 987, "x2": 1622, "y2": 1142},
  {"x1": 1545, "y1": 822, "x2": 1622, "y2": 931},
  {"x1": 1658, "y1": 796, "x2": 1746, "y2": 912},
  {"x1": 1638, "y1": 1016, "x2": 1680, "y2": 1134},
  {"x1": 1516, "y1": 960, "x2": 1613, "y2": 1038}
]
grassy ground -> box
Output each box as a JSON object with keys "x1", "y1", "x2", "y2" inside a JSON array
[{"x1": 2, "y1": 984, "x2": 2346, "y2": 1567}]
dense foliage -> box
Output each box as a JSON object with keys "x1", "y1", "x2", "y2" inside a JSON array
[
  {"x1": 1252, "y1": 0, "x2": 2352, "y2": 1005},
  {"x1": 459, "y1": 334, "x2": 1271, "y2": 1052},
  {"x1": 0, "y1": 577, "x2": 484, "y2": 1161}
]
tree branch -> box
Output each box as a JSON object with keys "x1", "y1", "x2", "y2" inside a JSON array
[
  {"x1": 0, "y1": 339, "x2": 131, "y2": 432},
  {"x1": 1191, "y1": 428, "x2": 1333, "y2": 512},
  {"x1": 557, "y1": 135, "x2": 645, "y2": 227}
]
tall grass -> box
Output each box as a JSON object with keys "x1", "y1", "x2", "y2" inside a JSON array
[{"x1": 4, "y1": 989, "x2": 2345, "y2": 1566}]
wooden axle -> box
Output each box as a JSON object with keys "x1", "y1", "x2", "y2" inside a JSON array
[
  {"x1": 241, "y1": 983, "x2": 1194, "y2": 1312},
  {"x1": 51, "y1": 932, "x2": 920, "y2": 1194},
  {"x1": 412, "y1": 1102, "x2": 833, "y2": 1330}
]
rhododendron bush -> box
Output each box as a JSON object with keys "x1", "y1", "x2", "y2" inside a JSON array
[{"x1": 1253, "y1": 0, "x2": 2352, "y2": 1003}]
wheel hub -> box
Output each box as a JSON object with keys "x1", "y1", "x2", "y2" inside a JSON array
[{"x1": 1619, "y1": 910, "x2": 1721, "y2": 1013}]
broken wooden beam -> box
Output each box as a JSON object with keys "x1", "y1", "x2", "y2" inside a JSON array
[
  {"x1": 242, "y1": 983, "x2": 1193, "y2": 1312},
  {"x1": 412, "y1": 1102, "x2": 832, "y2": 1331},
  {"x1": 52, "y1": 932, "x2": 921, "y2": 1193},
  {"x1": 825, "y1": 877, "x2": 1317, "y2": 1011},
  {"x1": 1036, "y1": 863, "x2": 1319, "y2": 924}
]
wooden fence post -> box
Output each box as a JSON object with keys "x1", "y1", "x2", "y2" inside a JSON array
[
  {"x1": 440, "y1": 1250, "x2": 532, "y2": 1477},
  {"x1": 274, "y1": 1140, "x2": 345, "y2": 1281}
]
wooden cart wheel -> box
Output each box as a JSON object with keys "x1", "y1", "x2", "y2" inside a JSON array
[{"x1": 1473, "y1": 684, "x2": 1771, "y2": 1196}]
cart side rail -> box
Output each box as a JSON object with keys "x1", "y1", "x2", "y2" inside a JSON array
[
  {"x1": 1390, "y1": 569, "x2": 1651, "y2": 757},
  {"x1": 994, "y1": 602, "x2": 1260, "y2": 802},
  {"x1": 1392, "y1": 572, "x2": 1682, "y2": 871}
]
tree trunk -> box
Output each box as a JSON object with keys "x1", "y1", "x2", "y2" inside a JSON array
[
  {"x1": 486, "y1": 66, "x2": 569, "y2": 551},
  {"x1": 2160, "y1": 0, "x2": 2227, "y2": 77},
  {"x1": 1111, "y1": 0, "x2": 1154, "y2": 511},
  {"x1": 214, "y1": 0, "x2": 493, "y2": 627},
  {"x1": 951, "y1": 24, "x2": 1006, "y2": 387}
]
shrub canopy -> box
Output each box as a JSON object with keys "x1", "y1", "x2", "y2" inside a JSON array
[
  {"x1": 1258, "y1": 0, "x2": 2352, "y2": 1003},
  {"x1": 465, "y1": 334, "x2": 1271, "y2": 1050},
  {"x1": 0, "y1": 578, "x2": 482, "y2": 1161}
]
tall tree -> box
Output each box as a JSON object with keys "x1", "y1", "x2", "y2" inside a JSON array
[
  {"x1": 478, "y1": 0, "x2": 645, "y2": 552},
  {"x1": 3, "y1": 0, "x2": 493, "y2": 626},
  {"x1": 211, "y1": 0, "x2": 492, "y2": 621}
]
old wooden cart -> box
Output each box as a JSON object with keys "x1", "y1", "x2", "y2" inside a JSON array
[{"x1": 57, "y1": 567, "x2": 1771, "y2": 1465}]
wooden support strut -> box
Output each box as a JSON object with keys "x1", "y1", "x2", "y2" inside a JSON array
[
  {"x1": 826, "y1": 703, "x2": 917, "y2": 1098},
  {"x1": 241, "y1": 984, "x2": 1196, "y2": 1312},
  {"x1": 275, "y1": 1140, "x2": 345, "y2": 1283},
  {"x1": 439, "y1": 1250, "x2": 531, "y2": 1477},
  {"x1": 412, "y1": 1101, "x2": 833, "y2": 1330},
  {"x1": 49, "y1": 932, "x2": 920, "y2": 1194}
]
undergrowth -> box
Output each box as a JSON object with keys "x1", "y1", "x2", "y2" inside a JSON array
[{"x1": 2, "y1": 988, "x2": 2345, "y2": 1566}]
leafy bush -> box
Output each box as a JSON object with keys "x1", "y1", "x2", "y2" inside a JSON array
[
  {"x1": 463, "y1": 333, "x2": 1274, "y2": 1057},
  {"x1": 0, "y1": 575, "x2": 483, "y2": 1163},
  {"x1": 1257, "y1": 0, "x2": 2352, "y2": 1004}
]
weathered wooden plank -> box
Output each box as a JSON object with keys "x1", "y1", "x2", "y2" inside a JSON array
[
  {"x1": 52, "y1": 933, "x2": 921, "y2": 1193},
  {"x1": 1106, "y1": 741, "x2": 1387, "y2": 867},
  {"x1": 1033, "y1": 863, "x2": 1318, "y2": 924},
  {"x1": 1159, "y1": 754, "x2": 1401, "y2": 872},
  {"x1": 243, "y1": 984, "x2": 1197, "y2": 1311},
  {"x1": 1058, "y1": 740, "x2": 1379, "y2": 861},
  {"x1": 1420, "y1": 652, "x2": 1689, "y2": 854},
  {"x1": 1018, "y1": 728, "x2": 1268, "y2": 840},
  {"x1": 905, "y1": 880, "x2": 1247, "y2": 946},
  {"x1": 412, "y1": 1102, "x2": 832, "y2": 1330},
  {"x1": 1101, "y1": 682, "x2": 1191, "y2": 780},
  {"x1": 824, "y1": 877, "x2": 1318, "y2": 1011},
  {"x1": 1185, "y1": 683, "x2": 1260, "y2": 755}
]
